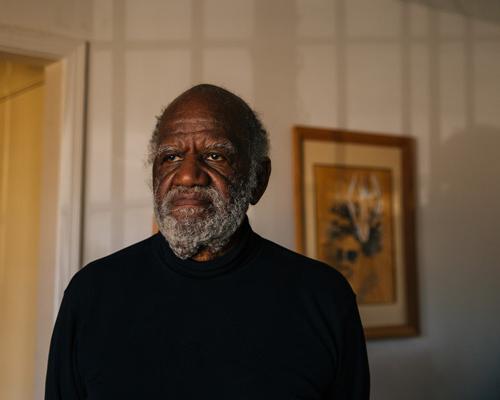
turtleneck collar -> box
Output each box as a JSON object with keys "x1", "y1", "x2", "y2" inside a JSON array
[{"x1": 152, "y1": 216, "x2": 261, "y2": 279}]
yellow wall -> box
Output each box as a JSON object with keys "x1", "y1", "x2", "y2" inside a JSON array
[{"x1": 0, "y1": 59, "x2": 44, "y2": 400}]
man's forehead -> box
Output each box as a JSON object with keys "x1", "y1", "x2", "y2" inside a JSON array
[
  {"x1": 157, "y1": 90, "x2": 251, "y2": 147},
  {"x1": 164, "y1": 117, "x2": 225, "y2": 135},
  {"x1": 159, "y1": 110, "x2": 248, "y2": 146}
]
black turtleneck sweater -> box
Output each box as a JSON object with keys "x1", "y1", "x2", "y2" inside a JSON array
[{"x1": 45, "y1": 218, "x2": 369, "y2": 399}]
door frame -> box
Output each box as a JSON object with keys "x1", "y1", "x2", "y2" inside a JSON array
[{"x1": 0, "y1": 25, "x2": 88, "y2": 398}]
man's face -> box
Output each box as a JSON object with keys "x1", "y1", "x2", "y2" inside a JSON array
[{"x1": 152, "y1": 96, "x2": 254, "y2": 259}]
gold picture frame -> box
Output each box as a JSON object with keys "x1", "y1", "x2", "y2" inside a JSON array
[{"x1": 293, "y1": 126, "x2": 419, "y2": 339}]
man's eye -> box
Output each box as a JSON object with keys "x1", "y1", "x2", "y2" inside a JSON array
[
  {"x1": 206, "y1": 153, "x2": 224, "y2": 161},
  {"x1": 163, "y1": 154, "x2": 182, "y2": 162}
]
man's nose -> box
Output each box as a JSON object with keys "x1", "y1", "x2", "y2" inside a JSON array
[{"x1": 173, "y1": 155, "x2": 210, "y2": 187}]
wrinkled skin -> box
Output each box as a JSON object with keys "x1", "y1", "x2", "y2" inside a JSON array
[{"x1": 152, "y1": 90, "x2": 271, "y2": 261}]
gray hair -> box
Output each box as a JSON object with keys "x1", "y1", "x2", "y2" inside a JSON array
[{"x1": 147, "y1": 84, "x2": 270, "y2": 174}]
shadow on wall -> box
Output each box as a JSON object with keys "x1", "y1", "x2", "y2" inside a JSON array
[
  {"x1": 424, "y1": 124, "x2": 500, "y2": 398},
  {"x1": 369, "y1": 340, "x2": 439, "y2": 400},
  {"x1": 401, "y1": 0, "x2": 500, "y2": 25},
  {"x1": 371, "y1": 125, "x2": 500, "y2": 400}
]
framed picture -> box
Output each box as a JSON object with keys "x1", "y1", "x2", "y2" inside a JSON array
[{"x1": 293, "y1": 126, "x2": 418, "y2": 339}]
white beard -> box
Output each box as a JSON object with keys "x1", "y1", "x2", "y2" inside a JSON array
[{"x1": 154, "y1": 169, "x2": 256, "y2": 259}]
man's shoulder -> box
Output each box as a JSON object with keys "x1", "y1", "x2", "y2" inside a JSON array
[
  {"x1": 257, "y1": 235, "x2": 354, "y2": 298},
  {"x1": 65, "y1": 235, "x2": 157, "y2": 295}
]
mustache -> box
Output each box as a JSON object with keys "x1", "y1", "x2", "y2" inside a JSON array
[
  {"x1": 166, "y1": 186, "x2": 213, "y2": 202},
  {"x1": 160, "y1": 186, "x2": 221, "y2": 212}
]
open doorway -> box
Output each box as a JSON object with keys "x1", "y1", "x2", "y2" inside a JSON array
[
  {"x1": 0, "y1": 32, "x2": 87, "y2": 398},
  {"x1": 0, "y1": 52, "x2": 52, "y2": 400}
]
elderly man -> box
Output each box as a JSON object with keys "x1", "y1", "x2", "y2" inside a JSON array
[{"x1": 45, "y1": 84, "x2": 369, "y2": 399}]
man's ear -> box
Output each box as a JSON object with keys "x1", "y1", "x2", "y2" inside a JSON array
[{"x1": 250, "y1": 157, "x2": 271, "y2": 205}]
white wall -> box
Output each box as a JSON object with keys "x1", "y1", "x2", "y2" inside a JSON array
[
  {"x1": 85, "y1": 3, "x2": 500, "y2": 398},
  {"x1": 2, "y1": 0, "x2": 500, "y2": 399}
]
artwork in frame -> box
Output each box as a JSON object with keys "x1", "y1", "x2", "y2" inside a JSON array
[{"x1": 293, "y1": 126, "x2": 419, "y2": 339}]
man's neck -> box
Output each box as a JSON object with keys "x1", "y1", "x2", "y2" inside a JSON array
[{"x1": 190, "y1": 222, "x2": 245, "y2": 262}]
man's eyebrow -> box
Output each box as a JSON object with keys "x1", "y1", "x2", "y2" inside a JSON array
[
  {"x1": 205, "y1": 142, "x2": 236, "y2": 154},
  {"x1": 154, "y1": 145, "x2": 179, "y2": 158},
  {"x1": 153, "y1": 142, "x2": 236, "y2": 159}
]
